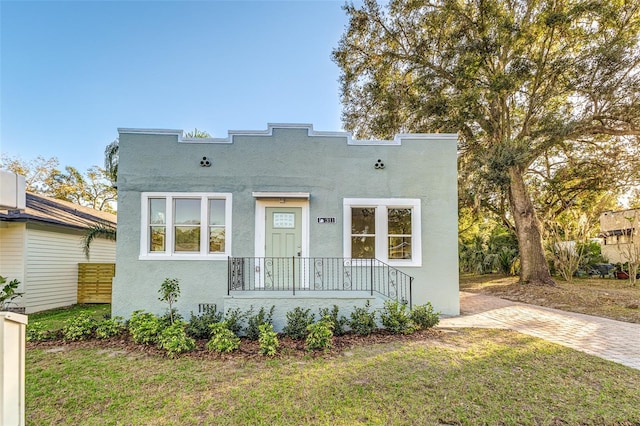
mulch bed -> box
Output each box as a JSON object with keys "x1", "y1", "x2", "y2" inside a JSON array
[{"x1": 27, "y1": 328, "x2": 443, "y2": 360}]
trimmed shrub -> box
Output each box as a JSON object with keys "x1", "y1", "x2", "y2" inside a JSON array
[
  {"x1": 158, "y1": 322, "x2": 196, "y2": 357},
  {"x1": 245, "y1": 305, "x2": 275, "y2": 340},
  {"x1": 410, "y1": 302, "x2": 440, "y2": 329},
  {"x1": 223, "y1": 308, "x2": 247, "y2": 336},
  {"x1": 206, "y1": 321, "x2": 240, "y2": 353},
  {"x1": 26, "y1": 321, "x2": 52, "y2": 342},
  {"x1": 306, "y1": 317, "x2": 334, "y2": 351},
  {"x1": 62, "y1": 312, "x2": 97, "y2": 341},
  {"x1": 258, "y1": 323, "x2": 279, "y2": 356},
  {"x1": 318, "y1": 305, "x2": 348, "y2": 336},
  {"x1": 96, "y1": 316, "x2": 125, "y2": 339},
  {"x1": 185, "y1": 305, "x2": 223, "y2": 339},
  {"x1": 128, "y1": 310, "x2": 162, "y2": 345},
  {"x1": 282, "y1": 307, "x2": 315, "y2": 340},
  {"x1": 349, "y1": 301, "x2": 377, "y2": 336},
  {"x1": 380, "y1": 300, "x2": 415, "y2": 334}
]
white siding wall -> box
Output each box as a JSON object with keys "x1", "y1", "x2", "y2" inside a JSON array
[
  {"x1": 0, "y1": 223, "x2": 27, "y2": 309},
  {"x1": 24, "y1": 226, "x2": 116, "y2": 313}
]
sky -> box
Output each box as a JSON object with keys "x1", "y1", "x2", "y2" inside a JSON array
[{"x1": 0, "y1": 0, "x2": 352, "y2": 172}]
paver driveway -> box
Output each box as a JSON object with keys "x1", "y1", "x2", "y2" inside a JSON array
[{"x1": 439, "y1": 292, "x2": 640, "y2": 370}]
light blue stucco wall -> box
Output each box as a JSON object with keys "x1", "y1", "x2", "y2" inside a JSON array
[{"x1": 112, "y1": 124, "x2": 459, "y2": 321}]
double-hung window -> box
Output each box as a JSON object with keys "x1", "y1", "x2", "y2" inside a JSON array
[
  {"x1": 140, "y1": 192, "x2": 232, "y2": 260},
  {"x1": 344, "y1": 198, "x2": 421, "y2": 266}
]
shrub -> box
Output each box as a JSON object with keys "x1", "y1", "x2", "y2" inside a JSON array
[
  {"x1": 282, "y1": 307, "x2": 315, "y2": 340},
  {"x1": 410, "y1": 302, "x2": 440, "y2": 329},
  {"x1": 380, "y1": 300, "x2": 415, "y2": 334},
  {"x1": 159, "y1": 309, "x2": 183, "y2": 328},
  {"x1": 258, "y1": 323, "x2": 279, "y2": 356},
  {"x1": 206, "y1": 321, "x2": 240, "y2": 353},
  {"x1": 96, "y1": 316, "x2": 126, "y2": 339},
  {"x1": 128, "y1": 310, "x2": 162, "y2": 345},
  {"x1": 245, "y1": 305, "x2": 275, "y2": 340},
  {"x1": 26, "y1": 321, "x2": 51, "y2": 342},
  {"x1": 349, "y1": 301, "x2": 377, "y2": 336},
  {"x1": 0, "y1": 276, "x2": 23, "y2": 310},
  {"x1": 306, "y1": 317, "x2": 334, "y2": 351},
  {"x1": 186, "y1": 305, "x2": 223, "y2": 339},
  {"x1": 157, "y1": 322, "x2": 196, "y2": 357},
  {"x1": 62, "y1": 312, "x2": 97, "y2": 341},
  {"x1": 318, "y1": 305, "x2": 348, "y2": 336},
  {"x1": 223, "y1": 308, "x2": 247, "y2": 336}
]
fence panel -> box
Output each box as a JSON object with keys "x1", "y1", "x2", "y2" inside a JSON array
[{"x1": 77, "y1": 263, "x2": 114, "y2": 303}]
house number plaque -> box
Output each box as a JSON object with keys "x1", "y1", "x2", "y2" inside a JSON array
[{"x1": 317, "y1": 217, "x2": 336, "y2": 224}]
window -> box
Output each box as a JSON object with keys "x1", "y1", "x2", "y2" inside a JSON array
[
  {"x1": 140, "y1": 193, "x2": 232, "y2": 260},
  {"x1": 344, "y1": 198, "x2": 421, "y2": 266}
]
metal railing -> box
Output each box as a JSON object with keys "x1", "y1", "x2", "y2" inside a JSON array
[{"x1": 227, "y1": 257, "x2": 413, "y2": 307}]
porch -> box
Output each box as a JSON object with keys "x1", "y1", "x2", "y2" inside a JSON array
[{"x1": 227, "y1": 257, "x2": 413, "y2": 307}]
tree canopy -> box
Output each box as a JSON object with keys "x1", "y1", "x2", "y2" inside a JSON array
[{"x1": 333, "y1": 0, "x2": 640, "y2": 285}]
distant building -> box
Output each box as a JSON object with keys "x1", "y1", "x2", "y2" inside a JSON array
[{"x1": 599, "y1": 209, "x2": 640, "y2": 264}]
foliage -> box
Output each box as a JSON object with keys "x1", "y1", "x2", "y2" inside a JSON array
[
  {"x1": 282, "y1": 307, "x2": 315, "y2": 340},
  {"x1": 62, "y1": 312, "x2": 97, "y2": 341},
  {"x1": 223, "y1": 307, "x2": 247, "y2": 336},
  {"x1": 104, "y1": 138, "x2": 119, "y2": 184},
  {"x1": 158, "y1": 278, "x2": 180, "y2": 325},
  {"x1": 82, "y1": 223, "x2": 117, "y2": 260},
  {"x1": 185, "y1": 305, "x2": 224, "y2": 339},
  {"x1": 546, "y1": 211, "x2": 591, "y2": 282},
  {"x1": 258, "y1": 323, "x2": 279, "y2": 356},
  {"x1": 459, "y1": 222, "x2": 519, "y2": 275},
  {"x1": 245, "y1": 305, "x2": 275, "y2": 340},
  {"x1": 380, "y1": 300, "x2": 415, "y2": 335},
  {"x1": 184, "y1": 128, "x2": 212, "y2": 138},
  {"x1": 410, "y1": 303, "x2": 440, "y2": 329},
  {"x1": 128, "y1": 310, "x2": 162, "y2": 345},
  {"x1": 333, "y1": 0, "x2": 640, "y2": 286},
  {"x1": 305, "y1": 317, "x2": 334, "y2": 351},
  {"x1": 318, "y1": 305, "x2": 348, "y2": 336},
  {"x1": 157, "y1": 322, "x2": 196, "y2": 357},
  {"x1": 95, "y1": 316, "x2": 125, "y2": 339},
  {"x1": 348, "y1": 301, "x2": 377, "y2": 336},
  {"x1": 0, "y1": 276, "x2": 23, "y2": 310},
  {"x1": 206, "y1": 322, "x2": 240, "y2": 353},
  {"x1": 26, "y1": 322, "x2": 53, "y2": 342}
]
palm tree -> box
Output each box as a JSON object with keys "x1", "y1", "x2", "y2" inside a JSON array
[{"x1": 82, "y1": 223, "x2": 116, "y2": 260}]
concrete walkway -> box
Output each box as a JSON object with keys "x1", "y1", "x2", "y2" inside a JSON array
[{"x1": 438, "y1": 292, "x2": 640, "y2": 370}]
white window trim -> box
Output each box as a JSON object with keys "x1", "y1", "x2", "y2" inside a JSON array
[
  {"x1": 140, "y1": 192, "x2": 232, "y2": 260},
  {"x1": 343, "y1": 198, "x2": 422, "y2": 267},
  {"x1": 254, "y1": 198, "x2": 309, "y2": 258}
]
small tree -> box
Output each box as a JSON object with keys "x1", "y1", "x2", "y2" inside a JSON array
[
  {"x1": 617, "y1": 213, "x2": 640, "y2": 287},
  {"x1": 158, "y1": 278, "x2": 180, "y2": 324},
  {"x1": 546, "y1": 212, "x2": 591, "y2": 282}
]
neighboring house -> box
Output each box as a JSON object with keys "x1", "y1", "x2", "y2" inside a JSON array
[
  {"x1": 112, "y1": 124, "x2": 459, "y2": 329},
  {"x1": 599, "y1": 209, "x2": 640, "y2": 264},
  {"x1": 0, "y1": 171, "x2": 117, "y2": 313}
]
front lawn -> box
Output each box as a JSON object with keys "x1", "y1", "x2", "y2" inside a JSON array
[
  {"x1": 26, "y1": 328, "x2": 640, "y2": 425},
  {"x1": 27, "y1": 304, "x2": 110, "y2": 331}
]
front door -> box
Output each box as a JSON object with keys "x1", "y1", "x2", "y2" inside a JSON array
[
  {"x1": 263, "y1": 207, "x2": 303, "y2": 289},
  {"x1": 265, "y1": 207, "x2": 302, "y2": 257}
]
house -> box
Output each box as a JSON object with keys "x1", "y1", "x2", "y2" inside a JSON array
[
  {"x1": 112, "y1": 124, "x2": 459, "y2": 329},
  {"x1": 0, "y1": 171, "x2": 117, "y2": 313},
  {"x1": 599, "y1": 209, "x2": 640, "y2": 264}
]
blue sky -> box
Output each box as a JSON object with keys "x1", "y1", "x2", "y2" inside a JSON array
[{"x1": 1, "y1": 0, "x2": 351, "y2": 172}]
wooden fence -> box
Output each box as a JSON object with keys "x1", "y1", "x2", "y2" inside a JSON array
[{"x1": 77, "y1": 263, "x2": 115, "y2": 303}]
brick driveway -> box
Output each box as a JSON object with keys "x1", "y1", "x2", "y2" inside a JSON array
[{"x1": 438, "y1": 292, "x2": 640, "y2": 370}]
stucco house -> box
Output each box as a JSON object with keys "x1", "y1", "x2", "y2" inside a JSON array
[
  {"x1": 0, "y1": 171, "x2": 117, "y2": 313},
  {"x1": 112, "y1": 124, "x2": 459, "y2": 329},
  {"x1": 599, "y1": 209, "x2": 640, "y2": 265}
]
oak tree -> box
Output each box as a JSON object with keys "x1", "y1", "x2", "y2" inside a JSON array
[{"x1": 333, "y1": 0, "x2": 640, "y2": 285}]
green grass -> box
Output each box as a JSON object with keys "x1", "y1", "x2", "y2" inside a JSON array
[
  {"x1": 28, "y1": 304, "x2": 110, "y2": 331},
  {"x1": 26, "y1": 329, "x2": 640, "y2": 425}
]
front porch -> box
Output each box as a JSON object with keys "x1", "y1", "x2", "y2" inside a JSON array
[{"x1": 227, "y1": 257, "x2": 413, "y2": 306}]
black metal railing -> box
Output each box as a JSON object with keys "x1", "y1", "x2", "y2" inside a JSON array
[{"x1": 227, "y1": 257, "x2": 413, "y2": 307}]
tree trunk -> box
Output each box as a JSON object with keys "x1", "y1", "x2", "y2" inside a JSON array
[{"x1": 508, "y1": 167, "x2": 556, "y2": 286}]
